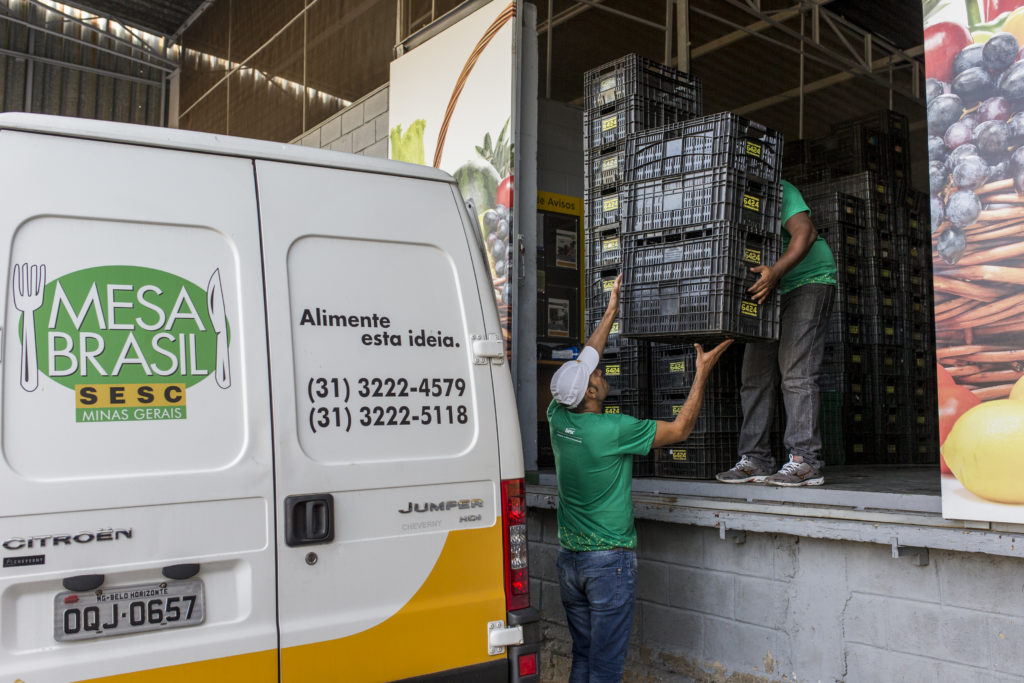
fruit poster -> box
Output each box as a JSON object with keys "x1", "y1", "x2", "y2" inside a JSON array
[
  {"x1": 389, "y1": 1, "x2": 516, "y2": 357},
  {"x1": 924, "y1": 0, "x2": 1024, "y2": 522}
]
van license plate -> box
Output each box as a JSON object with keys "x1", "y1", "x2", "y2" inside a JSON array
[{"x1": 54, "y1": 579, "x2": 205, "y2": 642}]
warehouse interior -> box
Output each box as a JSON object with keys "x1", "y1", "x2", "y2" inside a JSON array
[{"x1": 0, "y1": 0, "x2": 936, "y2": 486}]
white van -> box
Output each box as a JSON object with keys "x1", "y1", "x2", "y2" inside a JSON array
[{"x1": 0, "y1": 113, "x2": 538, "y2": 682}]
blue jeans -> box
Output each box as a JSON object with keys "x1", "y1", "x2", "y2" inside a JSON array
[
  {"x1": 738, "y1": 283, "x2": 834, "y2": 471},
  {"x1": 557, "y1": 548, "x2": 637, "y2": 683}
]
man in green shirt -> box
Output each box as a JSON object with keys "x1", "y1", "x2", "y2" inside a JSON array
[
  {"x1": 548, "y1": 274, "x2": 732, "y2": 682},
  {"x1": 716, "y1": 179, "x2": 837, "y2": 486}
]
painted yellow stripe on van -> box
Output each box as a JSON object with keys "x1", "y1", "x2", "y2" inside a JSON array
[
  {"x1": 77, "y1": 648, "x2": 276, "y2": 682},
  {"x1": 281, "y1": 521, "x2": 506, "y2": 682}
]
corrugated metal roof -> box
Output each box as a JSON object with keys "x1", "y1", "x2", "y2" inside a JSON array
[{"x1": 60, "y1": 0, "x2": 209, "y2": 37}]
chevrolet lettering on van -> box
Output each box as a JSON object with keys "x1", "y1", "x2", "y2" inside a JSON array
[{"x1": 11, "y1": 264, "x2": 231, "y2": 422}]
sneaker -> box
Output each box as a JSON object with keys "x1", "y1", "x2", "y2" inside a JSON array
[
  {"x1": 715, "y1": 456, "x2": 773, "y2": 483},
  {"x1": 764, "y1": 457, "x2": 824, "y2": 487}
]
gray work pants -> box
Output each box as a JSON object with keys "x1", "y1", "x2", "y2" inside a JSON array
[{"x1": 738, "y1": 283, "x2": 835, "y2": 471}]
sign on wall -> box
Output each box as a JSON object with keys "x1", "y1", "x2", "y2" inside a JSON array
[
  {"x1": 924, "y1": 0, "x2": 1024, "y2": 522},
  {"x1": 389, "y1": 1, "x2": 517, "y2": 357}
]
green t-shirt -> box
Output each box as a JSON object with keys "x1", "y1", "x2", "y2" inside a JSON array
[
  {"x1": 547, "y1": 400, "x2": 657, "y2": 551},
  {"x1": 779, "y1": 179, "x2": 837, "y2": 294}
]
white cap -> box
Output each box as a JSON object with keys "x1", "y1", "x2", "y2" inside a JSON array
[{"x1": 550, "y1": 346, "x2": 600, "y2": 408}]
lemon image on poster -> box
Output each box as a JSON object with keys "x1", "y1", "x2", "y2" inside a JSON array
[{"x1": 12, "y1": 264, "x2": 231, "y2": 423}]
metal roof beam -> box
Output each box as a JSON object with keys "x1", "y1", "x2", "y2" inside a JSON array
[
  {"x1": 19, "y1": 0, "x2": 178, "y2": 69},
  {"x1": 718, "y1": 0, "x2": 922, "y2": 103},
  {"x1": 690, "y1": 0, "x2": 832, "y2": 59},
  {"x1": 0, "y1": 46, "x2": 164, "y2": 87},
  {"x1": 733, "y1": 43, "x2": 924, "y2": 116},
  {"x1": 0, "y1": 12, "x2": 176, "y2": 73}
]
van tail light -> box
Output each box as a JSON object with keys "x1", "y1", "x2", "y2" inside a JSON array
[{"x1": 501, "y1": 478, "x2": 530, "y2": 611}]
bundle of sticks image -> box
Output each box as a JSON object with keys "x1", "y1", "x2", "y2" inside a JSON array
[{"x1": 933, "y1": 177, "x2": 1024, "y2": 400}]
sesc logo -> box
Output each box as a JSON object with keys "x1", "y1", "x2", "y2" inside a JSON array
[{"x1": 12, "y1": 264, "x2": 231, "y2": 423}]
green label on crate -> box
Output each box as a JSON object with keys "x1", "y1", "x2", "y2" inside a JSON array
[
  {"x1": 850, "y1": 324, "x2": 859, "y2": 335},
  {"x1": 603, "y1": 238, "x2": 619, "y2": 252},
  {"x1": 853, "y1": 383, "x2": 862, "y2": 392},
  {"x1": 671, "y1": 405, "x2": 683, "y2": 416},
  {"x1": 846, "y1": 235, "x2": 857, "y2": 246},
  {"x1": 852, "y1": 353, "x2": 861, "y2": 363},
  {"x1": 744, "y1": 248, "x2": 762, "y2": 264},
  {"x1": 611, "y1": 321, "x2": 620, "y2": 334},
  {"x1": 600, "y1": 76, "x2": 617, "y2": 92},
  {"x1": 847, "y1": 265, "x2": 857, "y2": 276},
  {"x1": 669, "y1": 361, "x2": 686, "y2": 373},
  {"x1": 848, "y1": 294, "x2": 858, "y2": 305},
  {"x1": 886, "y1": 385, "x2": 896, "y2": 394},
  {"x1": 884, "y1": 297, "x2": 893, "y2": 306},
  {"x1": 740, "y1": 301, "x2": 758, "y2": 317},
  {"x1": 745, "y1": 141, "x2": 762, "y2": 158},
  {"x1": 876, "y1": 184, "x2": 885, "y2": 194},
  {"x1": 743, "y1": 194, "x2": 761, "y2": 212},
  {"x1": 602, "y1": 115, "x2": 618, "y2": 131},
  {"x1": 882, "y1": 269, "x2": 890, "y2": 278},
  {"x1": 603, "y1": 196, "x2": 619, "y2": 212},
  {"x1": 602, "y1": 156, "x2": 618, "y2": 171},
  {"x1": 605, "y1": 405, "x2": 621, "y2": 414},
  {"x1": 854, "y1": 444, "x2": 864, "y2": 453},
  {"x1": 669, "y1": 448, "x2": 687, "y2": 461},
  {"x1": 606, "y1": 364, "x2": 621, "y2": 376},
  {"x1": 603, "y1": 279, "x2": 615, "y2": 291},
  {"x1": 886, "y1": 327, "x2": 895, "y2": 336}
]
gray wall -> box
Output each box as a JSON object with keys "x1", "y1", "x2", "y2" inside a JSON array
[
  {"x1": 537, "y1": 98, "x2": 583, "y2": 198},
  {"x1": 295, "y1": 84, "x2": 389, "y2": 158},
  {"x1": 529, "y1": 507, "x2": 1024, "y2": 682}
]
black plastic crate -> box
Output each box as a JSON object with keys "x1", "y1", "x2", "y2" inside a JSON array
[
  {"x1": 653, "y1": 431, "x2": 738, "y2": 479},
  {"x1": 587, "y1": 227, "x2": 623, "y2": 268},
  {"x1": 620, "y1": 274, "x2": 780, "y2": 343},
  {"x1": 586, "y1": 314, "x2": 627, "y2": 354},
  {"x1": 585, "y1": 270, "x2": 620, "y2": 311},
  {"x1": 622, "y1": 168, "x2": 782, "y2": 234},
  {"x1": 585, "y1": 148, "x2": 627, "y2": 190},
  {"x1": 811, "y1": 127, "x2": 887, "y2": 176},
  {"x1": 650, "y1": 343, "x2": 743, "y2": 393},
  {"x1": 861, "y1": 257, "x2": 900, "y2": 290},
  {"x1": 600, "y1": 345, "x2": 650, "y2": 395},
  {"x1": 864, "y1": 315, "x2": 905, "y2": 346},
  {"x1": 826, "y1": 309, "x2": 868, "y2": 347},
  {"x1": 833, "y1": 109, "x2": 909, "y2": 139},
  {"x1": 587, "y1": 187, "x2": 624, "y2": 228},
  {"x1": 861, "y1": 287, "x2": 903, "y2": 320},
  {"x1": 584, "y1": 53, "x2": 702, "y2": 115},
  {"x1": 633, "y1": 451, "x2": 655, "y2": 477},
  {"x1": 805, "y1": 192, "x2": 866, "y2": 227},
  {"x1": 601, "y1": 395, "x2": 646, "y2": 418},
  {"x1": 653, "y1": 393, "x2": 742, "y2": 433},
  {"x1": 623, "y1": 224, "x2": 779, "y2": 286},
  {"x1": 624, "y1": 113, "x2": 782, "y2": 183},
  {"x1": 585, "y1": 96, "x2": 694, "y2": 151}
]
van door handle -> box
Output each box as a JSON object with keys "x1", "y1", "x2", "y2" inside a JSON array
[{"x1": 285, "y1": 494, "x2": 335, "y2": 546}]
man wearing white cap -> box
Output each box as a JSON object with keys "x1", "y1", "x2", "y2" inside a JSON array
[{"x1": 548, "y1": 273, "x2": 732, "y2": 682}]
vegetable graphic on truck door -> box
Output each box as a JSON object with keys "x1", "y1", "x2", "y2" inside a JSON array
[{"x1": 11, "y1": 263, "x2": 231, "y2": 421}]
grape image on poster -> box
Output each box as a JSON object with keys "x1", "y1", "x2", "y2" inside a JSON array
[
  {"x1": 924, "y1": 0, "x2": 1024, "y2": 523},
  {"x1": 389, "y1": 0, "x2": 516, "y2": 354}
]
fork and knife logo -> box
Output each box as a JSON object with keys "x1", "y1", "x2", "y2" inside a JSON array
[{"x1": 11, "y1": 263, "x2": 231, "y2": 393}]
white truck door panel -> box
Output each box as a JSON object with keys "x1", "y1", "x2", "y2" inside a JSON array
[
  {"x1": 256, "y1": 160, "x2": 508, "y2": 681},
  {"x1": 0, "y1": 131, "x2": 277, "y2": 683}
]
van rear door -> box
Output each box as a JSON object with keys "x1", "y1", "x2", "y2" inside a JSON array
[
  {"x1": 0, "y1": 128, "x2": 277, "y2": 682},
  {"x1": 255, "y1": 159, "x2": 509, "y2": 681}
]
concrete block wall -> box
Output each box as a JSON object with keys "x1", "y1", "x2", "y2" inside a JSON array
[
  {"x1": 537, "y1": 98, "x2": 584, "y2": 198},
  {"x1": 529, "y1": 507, "x2": 1024, "y2": 682},
  {"x1": 294, "y1": 84, "x2": 389, "y2": 159}
]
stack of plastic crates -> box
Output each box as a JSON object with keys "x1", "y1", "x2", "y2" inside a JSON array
[
  {"x1": 805, "y1": 191, "x2": 868, "y2": 465},
  {"x1": 584, "y1": 53, "x2": 702, "y2": 295},
  {"x1": 796, "y1": 112, "x2": 937, "y2": 465},
  {"x1": 649, "y1": 343, "x2": 744, "y2": 478},
  {"x1": 616, "y1": 113, "x2": 784, "y2": 345}
]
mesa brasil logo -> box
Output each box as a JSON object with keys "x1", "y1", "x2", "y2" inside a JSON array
[{"x1": 12, "y1": 264, "x2": 231, "y2": 423}]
